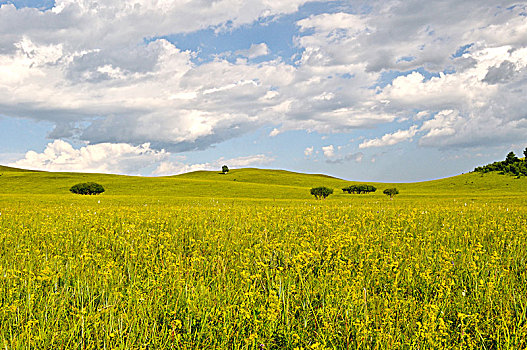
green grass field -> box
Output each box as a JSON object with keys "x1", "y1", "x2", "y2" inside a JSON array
[
  {"x1": 1, "y1": 166, "x2": 526, "y2": 348},
  {"x1": 1, "y1": 165, "x2": 526, "y2": 199}
]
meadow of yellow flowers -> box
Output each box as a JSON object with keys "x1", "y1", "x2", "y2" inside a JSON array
[
  {"x1": 1, "y1": 192, "x2": 526, "y2": 349},
  {"x1": 0, "y1": 166, "x2": 526, "y2": 348}
]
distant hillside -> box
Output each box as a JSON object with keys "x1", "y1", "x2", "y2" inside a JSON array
[
  {"x1": 0, "y1": 166, "x2": 348, "y2": 198},
  {"x1": 0, "y1": 165, "x2": 525, "y2": 199},
  {"x1": 175, "y1": 168, "x2": 348, "y2": 188}
]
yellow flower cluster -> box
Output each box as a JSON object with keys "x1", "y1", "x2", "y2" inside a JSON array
[{"x1": 0, "y1": 197, "x2": 526, "y2": 348}]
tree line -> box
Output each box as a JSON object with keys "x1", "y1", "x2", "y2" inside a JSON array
[
  {"x1": 474, "y1": 148, "x2": 527, "y2": 177},
  {"x1": 311, "y1": 185, "x2": 398, "y2": 199},
  {"x1": 342, "y1": 184, "x2": 377, "y2": 194}
]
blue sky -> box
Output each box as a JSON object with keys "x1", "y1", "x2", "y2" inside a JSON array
[{"x1": 0, "y1": 0, "x2": 526, "y2": 181}]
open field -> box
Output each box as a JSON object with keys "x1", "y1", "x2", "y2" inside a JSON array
[{"x1": 1, "y1": 166, "x2": 526, "y2": 348}]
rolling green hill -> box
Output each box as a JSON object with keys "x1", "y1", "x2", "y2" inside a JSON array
[
  {"x1": 0, "y1": 165, "x2": 526, "y2": 200},
  {"x1": 0, "y1": 165, "x2": 38, "y2": 172}
]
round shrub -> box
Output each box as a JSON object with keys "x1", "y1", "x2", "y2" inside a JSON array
[
  {"x1": 383, "y1": 188, "x2": 399, "y2": 199},
  {"x1": 310, "y1": 186, "x2": 333, "y2": 199},
  {"x1": 70, "y1": 182, "x2": 105, "y2": 195}
]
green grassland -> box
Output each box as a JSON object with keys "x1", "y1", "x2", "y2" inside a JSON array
[
  {"x1": 1, "y1": 165, "x2": 526, "y2": 348},
  {"x1": 1, "y1": 165, "x2": 526, "y2": 200}
]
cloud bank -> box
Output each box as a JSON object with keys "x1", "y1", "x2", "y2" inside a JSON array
[
  {"x1": 10, "y1": 139, "x2": 273, "y2": 175},
  {"x1": 1, "y1": 0, "x2": 526, "y2": 174},
  {"x1": 11, "y1": 140, "x2": 167, "y2": 174}
]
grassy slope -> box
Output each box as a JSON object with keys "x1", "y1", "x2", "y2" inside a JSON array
[
  {"x1": 0, "y1": 165, "x2": 36, "y2": 172},
  {"x1": 0, "y1": 165, "x2": 525, "y2": 200}
]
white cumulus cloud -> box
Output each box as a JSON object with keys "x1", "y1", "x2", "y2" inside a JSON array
[
  {"x1": 322, "y1": 145, "x2": 335, "y2": 158},
  {"x1": 235, "y1": 43, "x2": 270, "y2": 59},
  {"x1": 359, "y1": 125, "x2": 419, "y2": 149},
  {"x1": 10, "y1": 140, "x2": 168, "y2": 174}
]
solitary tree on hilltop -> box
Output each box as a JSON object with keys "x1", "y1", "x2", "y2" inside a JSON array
[{"x1": 222, "y1": 165, "x2": 229, "y2": 174}]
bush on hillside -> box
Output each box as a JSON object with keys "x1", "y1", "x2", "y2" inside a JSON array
[
  {"x1": 383, "y1": 188, "x2": 399, "y2": 199},
  {"x1": 342, "y1": 184, "x2": 377, "y2": 194},
  {"x1": 70, "y1": 182, "x2": 105, "y2": 195},
  {"x1": 310, "y1": 186, "x2": 333, "y2": 199}
]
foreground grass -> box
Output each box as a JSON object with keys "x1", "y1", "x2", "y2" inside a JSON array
[{"x1": 1, "y1": 193, "x2": 526, "y2": 349}]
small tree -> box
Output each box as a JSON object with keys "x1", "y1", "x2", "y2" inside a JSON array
[
  {"x1": 524, "y1": 147, "x2": 527, "y2": 163},
  {"x1": 222, "y1": 165, "x2": 229, "y2": 174},
  {"x1": 70, "y1": 182, "x2": 105, "y2": 195},
  {"x1": 383, "y1": 188, "x2": 399, "y2": 199},
  {"x1": 505, "y1": 151, "x2": 519, "y2": 165},
  {"x1": 310, "y1": 186, "x2": 333, "y2": 200}
]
